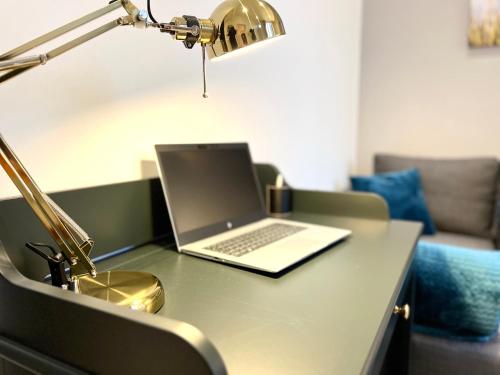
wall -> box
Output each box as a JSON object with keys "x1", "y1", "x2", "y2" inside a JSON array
[
  {"x1": 358, "y1": 0, "x2": 500, "y2": 174},
  {"x1": 0, "y1": 0, "x2": 362, "y2": 199}
]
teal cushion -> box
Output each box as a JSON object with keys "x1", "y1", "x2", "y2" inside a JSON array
[
  {"x1": 351, "y1": 169, "x2": 436, "y2": 234},
  {"x1": 414, "y1": 241, "x2": 500, "y2": 341}
]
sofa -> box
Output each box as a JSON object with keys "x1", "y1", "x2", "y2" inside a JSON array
[{"x1": 374, "y1": 154, "x2": 500, "y2": 375}]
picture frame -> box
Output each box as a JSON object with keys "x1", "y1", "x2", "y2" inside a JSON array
[{"x1": 469, "y1": 0, "x2": 500, "y2": 47}]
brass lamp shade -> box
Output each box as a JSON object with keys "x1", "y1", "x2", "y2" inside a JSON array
[{"x1": 208, "y1": 0, "x2": 286, "y2": 60}]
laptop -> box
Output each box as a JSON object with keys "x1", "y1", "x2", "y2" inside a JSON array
[{"x1": 155, "y1": 143, "x2": 351, "y2": 273}]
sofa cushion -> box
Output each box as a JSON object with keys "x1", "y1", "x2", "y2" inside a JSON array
[
  {"x1": 350, "y1": 169, "x2": 436, "y2": 234},
  {"x1": 420, "y1": 231, "x2": 495, "y2": 250},
  {"x1": 375, "y1": 155, "x2": 498, "y2": 239},
  {"x1": 410, "y1": 331, "x2": 500, "y2": 375}
]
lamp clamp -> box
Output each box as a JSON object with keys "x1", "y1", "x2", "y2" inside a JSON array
[
  {"x1": 156, "y1": 16, "x2": 217, "y2": 47},
  {"x1": 25, "y1": 242, "x2": 70, "y2": 289},
  {"x1": 181, "y1": 16, "x2": 200, "y2": 49}
]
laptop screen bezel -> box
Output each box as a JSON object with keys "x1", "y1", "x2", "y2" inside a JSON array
[{"x1": 155, "y1": 143, "x2": 268, "y2": 247}]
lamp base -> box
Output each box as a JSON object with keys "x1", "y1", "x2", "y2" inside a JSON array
[{"x1": 76, "y1": 270, "x2": 165, "y2": 313}]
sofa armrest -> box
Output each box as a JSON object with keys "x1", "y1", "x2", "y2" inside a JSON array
[{"x1": 292, "y1": 189, "x2": 389, "y2": 221}]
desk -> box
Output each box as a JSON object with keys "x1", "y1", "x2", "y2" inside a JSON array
[
  {"x1": 98, "y1": 212, "x2": 420, "y2": 374},
  {"x1": 0, "y1": 173, "x2": 421, "y2": 374}
]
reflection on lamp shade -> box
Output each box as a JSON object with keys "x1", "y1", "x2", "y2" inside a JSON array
[{"x1": 208, "y1": 0, "x2": 286, "y2": 60}]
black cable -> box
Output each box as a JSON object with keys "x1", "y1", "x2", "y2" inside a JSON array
[
  {"x1": 147, "y1": 0, "x2": 159, "y2": 24},
  {"x1": 25, "y1": 242, "x2": 59, "y2": 260}
]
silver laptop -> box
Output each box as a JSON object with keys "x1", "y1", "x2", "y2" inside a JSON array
[{"x1": 155, "y1": 143, "x2": 351, "y2": 273}]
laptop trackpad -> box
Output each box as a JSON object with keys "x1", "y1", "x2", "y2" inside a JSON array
[{"x1": 248, "y1": 236, "x2": 326, "y2": 264}]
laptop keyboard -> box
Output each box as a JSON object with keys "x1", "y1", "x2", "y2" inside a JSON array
[{"x1": 205, "y1": 223, "x2": 307, "y2": 257}]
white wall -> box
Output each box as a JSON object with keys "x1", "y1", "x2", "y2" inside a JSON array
[
  {"x1": 358, "y1": 0, "x2": 500, "y2": 174},
  {"x1": 0, "y1": 0, "x2": 362, "y2": 199}
]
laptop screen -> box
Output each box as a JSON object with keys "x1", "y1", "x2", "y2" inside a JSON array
[{"x1": 155, "y1": 144, "x2": 266, "y2": 246}]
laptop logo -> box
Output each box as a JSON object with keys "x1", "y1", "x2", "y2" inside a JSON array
[{"x1": 226, "y1": 222, "x2": 233, "y2": 229}]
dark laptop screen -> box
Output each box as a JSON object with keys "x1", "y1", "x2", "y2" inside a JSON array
[{"x1": 156, "y1": 144, "x2": 266, "y2": 245}]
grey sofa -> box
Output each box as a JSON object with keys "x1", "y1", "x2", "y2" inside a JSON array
[{"x1": 375, "y1": 154, "x2": 500, "y2": 375}]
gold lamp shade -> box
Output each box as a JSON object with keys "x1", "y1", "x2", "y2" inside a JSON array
[{"x1": 207, "y1": 0, "x2": 286, "y2": 60}]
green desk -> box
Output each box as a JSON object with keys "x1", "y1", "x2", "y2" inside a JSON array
[
  {"x1": 0, "y1": 170, "x2": 421, "y2": 374},
  {"x1": 97, "y1": 212, "x2": 420, "y2": 374}
]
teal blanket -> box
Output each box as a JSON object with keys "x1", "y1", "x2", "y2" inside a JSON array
[{"x1": 414, "y1": 241, "x2": 500, "y2": 341}]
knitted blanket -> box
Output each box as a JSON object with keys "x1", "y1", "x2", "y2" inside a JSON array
[{"x1": 414, "y1": 241, "x2": 500, "y2": 341}]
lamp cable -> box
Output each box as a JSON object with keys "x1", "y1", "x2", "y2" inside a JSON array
[{"x1": 147, "y1": 0, "x2": 159, "y2": 23}]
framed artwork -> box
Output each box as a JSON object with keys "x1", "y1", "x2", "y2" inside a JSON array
[{"x1": 469, "y1": 0, "x2": 500, "y2": 47}]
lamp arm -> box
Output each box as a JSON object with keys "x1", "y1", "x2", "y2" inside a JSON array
[
  {"x1": 0, "y1": 20, "x2": 125, "y2": 86},
  {"x1": 0, "y1": 20, "x2": 204, "y2": 82},
  {"x1": 0, "y1": 134, "x2": 96, "y2": 280},
  {"x1": 0, "y1": 0, "x2": 144, "y2": 85},
  {"x1": 0, "y1": 1, "x2": 147, "y2": 280},
  {"x1": 0, "y1": 1, "x2": 218, "y2": 88},
  {"x1": 0, "y1": 2, "x2": 123, "y2": 61},
  {"x1": 0, "y1": 1, "x2": 220, "y2": 281},
  {"x1": 0, "y1": 55, "x2": 47, "y2": 72}
]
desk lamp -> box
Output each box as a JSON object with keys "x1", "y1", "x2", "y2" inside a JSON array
[{"x1": 0, "y1": 0, "x2": 285, "y2": 313}]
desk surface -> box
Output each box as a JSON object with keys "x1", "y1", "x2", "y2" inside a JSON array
[{"x1": 99, "y1": 212, "x2": 420, "y2": 375}]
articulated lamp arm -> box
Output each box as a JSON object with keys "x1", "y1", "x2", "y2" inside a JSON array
[
  {"x1": 0, "y1": 0, "x2": 216, "y2": 282},
  {"x1": 0, "y1": 0, "x2": 218, "y2": 92},
  {"x1": 0, "y1": 0, "x2": 151, "y2": 282},
  {"x1": 0, "y1": 134, "x2": 96, "y2": 279},
  {"x1": 0, "y1": 1, "x2": 143, "y2": 85}
]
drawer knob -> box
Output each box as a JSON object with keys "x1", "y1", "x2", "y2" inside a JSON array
[{"x1": 393, "y1": 304, "x2": 410, "y2": 320}]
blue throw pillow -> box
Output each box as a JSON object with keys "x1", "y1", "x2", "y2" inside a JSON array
[
  {"x1": 351, "y1": 169, "x2": 436, "y2": 234},
  {"x1": 414, "y1": 241, "x2": 500, "y2": 341}
]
